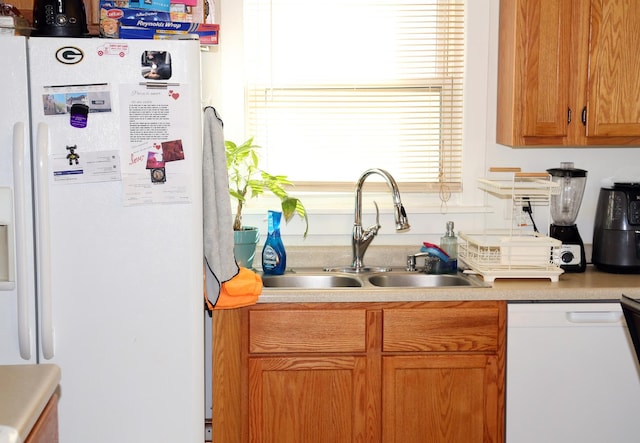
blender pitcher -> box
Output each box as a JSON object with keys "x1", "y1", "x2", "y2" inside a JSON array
[{"x1": 546, "y1": 162, "x2": 588, "y2": 272}]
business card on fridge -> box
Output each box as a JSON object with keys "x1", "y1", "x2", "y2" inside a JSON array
[{"x1": 52, "y1": 150, "x2": 121, "y2": 184}]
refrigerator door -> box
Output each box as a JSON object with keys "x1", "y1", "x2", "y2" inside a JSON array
[
  {"x1": 0, "y1": 36, "x2": 37, "y2": 365},
  {"x1": 28, "y1": 37, "x2": 204, "y2": 443}
]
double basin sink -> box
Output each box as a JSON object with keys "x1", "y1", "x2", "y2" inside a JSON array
[{"x1": 261, "y1": 268, "x2": 488, "y2": 289}]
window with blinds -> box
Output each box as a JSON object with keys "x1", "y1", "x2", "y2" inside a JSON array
[{"x1": 244, "y1": 0, "x2": 465, "y2": 193}]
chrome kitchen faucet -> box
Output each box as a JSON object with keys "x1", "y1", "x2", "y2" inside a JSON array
[{"x1": 349, "y1": 168, "x2": 410, "y2": 272}]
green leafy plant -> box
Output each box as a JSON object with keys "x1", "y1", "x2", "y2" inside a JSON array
[{"x1": 226, "y1": 137, "x2": 308, "y2": 237}]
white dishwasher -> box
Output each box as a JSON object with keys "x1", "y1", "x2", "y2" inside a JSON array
[{"x1": 507, "y1": 302, "x2": 640, "y2": 443}]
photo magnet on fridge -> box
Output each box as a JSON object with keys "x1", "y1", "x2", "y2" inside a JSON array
[{"x1": 151, "y1": 168, "x2": 166, "y2": 183}]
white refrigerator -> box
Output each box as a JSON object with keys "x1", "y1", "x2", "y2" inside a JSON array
[{"x1": 0, "y1": 36, "x2": 204, "y2": 442}]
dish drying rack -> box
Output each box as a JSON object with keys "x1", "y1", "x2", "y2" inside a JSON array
[{"x1": 458, "y1": 168, "x2": 564, "y2": 282}]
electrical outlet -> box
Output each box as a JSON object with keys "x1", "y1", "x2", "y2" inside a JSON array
[{"x1": 518, "y1": 196, "x2": 540, "y2": 231}]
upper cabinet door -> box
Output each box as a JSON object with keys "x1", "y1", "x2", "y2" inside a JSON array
[
  {"x1": 497, "y1": 0, "x2": 640, "y2": 147},
  {"x1": 520, "y1": 0, "x2": 572, "y2": 139},
  {"x1": 497, "y1": 0, "x2": 573, "y2": 146},
  {"x1": 586, "y1": 0, "x2": 640, "y2": 138}
]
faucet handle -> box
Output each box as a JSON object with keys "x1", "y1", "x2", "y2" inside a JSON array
[
  {"x1": 406, "y1": 252, "x2": 441, "y2": 272},
  {"x1": 373, "y1": 201, "x2": 380, "y2": 227},
  {"x1": 406, "y1": 254, "x2": 417, "y2": 271},
  {"x1": 366, "y1": 201, "x2": 381, "y2": 234}
]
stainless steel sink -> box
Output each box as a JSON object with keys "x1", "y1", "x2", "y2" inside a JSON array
[
  {"x1": 367, "y1": 272, "x2": 486, "y2": 288},
  {"x1": 261, "y1": 269, "x2": 488, "y2": 289},
  {"x1": 262, "y1": 274, "x2": 363, "y2": 288}
]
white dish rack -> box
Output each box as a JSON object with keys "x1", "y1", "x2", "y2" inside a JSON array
[
  {"x1": 458, "y1": 168, "x2": 564, "y2": 282},
  {"x1": 459, "y1": 230, "x2": 563, "y2": 282}
]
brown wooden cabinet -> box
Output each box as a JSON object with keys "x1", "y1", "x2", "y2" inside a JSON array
[
  {"x1": 10, "y1": 0, "x2": 36, "y2": 24},
  {"x1": 25, "y1": 393, "x2": 59, "y2": 443},
  {"x1": 497, "y1": 0, "x2": 640, "y2": 147},
  {"x1": 248, "y1": 356, "x2": 368, "y2": 443},
  {"x1": 381, "y1": 306, "x2": 503, "y2": 443},
  {"x1": 213, "y1": 301, "x2": 506, "y2": 443},
  {"x1": 247, "y1": 308, "x2": 371, "y2": 443}
]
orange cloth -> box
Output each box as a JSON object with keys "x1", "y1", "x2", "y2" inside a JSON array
[{"x1": 213, "y1": 267, "x2": 262, "y2": 309}]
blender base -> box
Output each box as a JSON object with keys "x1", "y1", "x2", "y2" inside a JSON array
[{"x1": 550, "y1": 224, "x2": 586, "y2": 273}]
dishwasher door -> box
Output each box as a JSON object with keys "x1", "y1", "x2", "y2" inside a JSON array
[{"x1": 507, "y1": 302, "x2": 640, "y2": 443}]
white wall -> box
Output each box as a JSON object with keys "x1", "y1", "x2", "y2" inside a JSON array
[{"x1": 202, "y1": 0, "x2": 640, "y2": 251}]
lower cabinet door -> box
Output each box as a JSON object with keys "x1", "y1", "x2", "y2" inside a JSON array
[
  {"x1": 382, "y1": 354, "x2": 500, "y2": 443},
  {"x1": 249, "y1": 356, "x2": 368, "y2": 443}
]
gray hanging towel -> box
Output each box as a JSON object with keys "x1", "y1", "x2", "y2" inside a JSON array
[{"x1": 202, "y1": 106, "x2": 239, "y2": 307}]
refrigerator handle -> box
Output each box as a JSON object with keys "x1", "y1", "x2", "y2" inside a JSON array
[
  {"x1": 35, "y1": 122, "x2": 55, "y2": 360},
  {"x1": 12, "y1": 122, "x2": 32, "y2": 360}
]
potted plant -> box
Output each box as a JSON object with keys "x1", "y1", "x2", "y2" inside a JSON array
[{"x1": 226, "y1": 137, "x2": 308, "y2": 267}]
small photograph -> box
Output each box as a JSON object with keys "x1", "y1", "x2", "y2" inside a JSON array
[
  {"x1": 66, "y1": 93, "x2": 88, "y2": 113},
  {"x1": 146, "y1": 151, "x2": 165, "y2": 169},
  {"x1": 141, "y1": 51, "x2": 172, "y2": 80},
  {"x1": 161, "y1": 139, "x2": 184, "y2": 162},
  {"x1": 151, "y1": 167, "x2": 166, "y2": 183},
  {"x1": 42, "y1": 94, "x2": 67, "y2": 115},
  {"x1": 87, "y1": 91, "x2": 112, "y2": 112}
]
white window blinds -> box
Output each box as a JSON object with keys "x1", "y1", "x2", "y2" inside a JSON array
[{"x1": 244, "y1": 0, "x2": 465, "y2": 192}]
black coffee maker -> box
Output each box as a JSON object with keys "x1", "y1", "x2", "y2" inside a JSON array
[{"x1": 32, "y1": 0, "x2": 88, "y2": 37}]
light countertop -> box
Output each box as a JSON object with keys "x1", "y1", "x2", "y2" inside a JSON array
[
  {"x1": 0, "y1": 364, "x2": 60, "y2": 443},
  {"x1": 258, "y1": 263, "x2": 640, "y2": 304}
]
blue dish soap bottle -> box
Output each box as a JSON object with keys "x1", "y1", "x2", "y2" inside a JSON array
[{"x1": 262, "y1": 210, "x2": 287, "y2": 275}]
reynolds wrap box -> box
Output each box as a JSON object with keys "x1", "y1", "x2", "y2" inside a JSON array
[
  {"x1": 119, "y1": 25, "x2": 219, "y2": 45},
  {"x1": 100, "y1": 3, "x2": 218, "y2": 44}
]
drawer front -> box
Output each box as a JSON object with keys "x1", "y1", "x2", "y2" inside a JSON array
[
  {"x1": 383, "y1": 307, "x2": 500, "y2": 352},
  {"x1": 249, "y1": 309, "x2": 367, "y2": 354}
]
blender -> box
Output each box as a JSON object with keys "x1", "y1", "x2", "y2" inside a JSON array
[{"x1": 546, "y1": 162, "x2": 588, "y2": 272}]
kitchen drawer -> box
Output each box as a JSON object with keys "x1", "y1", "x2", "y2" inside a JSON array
[
  {"x1": 382, "y1": 305, "x2": 500, "y2": 352},
  {"x1": 249, "y1": 309, "x2": 367, "y2": 354}
]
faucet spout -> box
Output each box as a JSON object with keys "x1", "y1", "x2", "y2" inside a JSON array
[{"x1": 351, "y1": 168, "x2": 410, "y2": 271}]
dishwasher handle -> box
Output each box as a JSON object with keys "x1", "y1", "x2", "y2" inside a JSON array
[{"x1": 566, "y1": 311, "x2": 623, "y2": 324}]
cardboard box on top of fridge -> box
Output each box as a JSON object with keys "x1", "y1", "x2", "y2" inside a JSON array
[
  {"x1": 189, "y1": 0, "x2": 214, "y2": 24},
  {"x1": 99, "y1": 0, "x2": 209, "y2": 23},
  {"x1": 118, "y1": 24, "x2": 218, "y2": 45},
  {"x1": 170, "y1": 0, "x2": 197, "y2": 7},
  {"x1": 99, "y1": 2, "x2": 218, "y2": 44},
  {"x1": 169, "y1": 4, "x2": 194, "y2": 23},
  {"x1": 125, "y1": 0, "x2": 171, "y2": 12}
]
